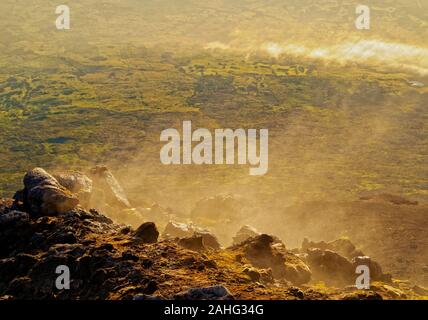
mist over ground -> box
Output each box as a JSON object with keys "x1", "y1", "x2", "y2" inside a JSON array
[{"x1": 0, "y1": 0, "x2": 427, "y2": 289}]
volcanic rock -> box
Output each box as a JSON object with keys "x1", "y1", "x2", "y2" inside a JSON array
[
  {"x1": 194, "y1": 231, "x2": 221, "y2": 250},
  {"x1": 133, "y1": 294, "x2": 166, "y2": 300},
  {"x1": 233, "y1": 225, "x2": 260, "y2": 245},
  {"x1": 306, "y1": 248, "x2": 354, "y2": 286},
  {"x1": 302, "y1": 238, "x2": 364, "y2": 260},
  {"x1": 54, "y1": 172, "x2": 93, "y2": 207},
  {"x1": 243, "y1": 266, "x2": 274, "y2": 283},
  {"x1": 174, "y1": 285, "x2": 234, "y2": 300},
  {"x1": 0, "y1": 168, "x2": 422, "y2": 301},
  {"x1": 89, "y1": 166, "x2": 131, "y2": 209},
  {"x1": 178, "y1": 236, "x2": 206, "y2": 252},
  {"x1": 18, "y1": 168, "x2": 79, "y2": 217},
  {"x1": 134, "y1": 222, "x2": 159, "y2": 244},
  {"x1": 163, "y1": 221, "x2": 195, "y2": 238},
  {"x1": 163, "y1": 221, "x2": 221, "y2": 250},
  {"x1": 0, "y1": 211, "x2": 29, "y2": 228},
  {"x1": 232, "y1": 234, "x2": 311, "y2": 285},
  {"x1": 282, "y1": 252, "x2": 312, "y2": 285}
]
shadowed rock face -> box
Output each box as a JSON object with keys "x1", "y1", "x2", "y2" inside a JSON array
[
  {"x1": 306, "y1": 248, "x2": 355, "y2": 286},
  {"x1": 18, "y1": 168, "x2": 79, "y2": 217}
]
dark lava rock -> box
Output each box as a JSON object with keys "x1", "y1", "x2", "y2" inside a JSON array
[
  {"x1": 134, "y1": 222, "x2": 159, "y2": 243},
  {"x1": 133, "y1": 294, "x2": 165, "y2": 300},
  {"x1": 0, "y1": 211, "x2": 29, "y2": 228},
  {"x1": 0, "y1": 211, "x2": 33, "y2": 257},
  {"x1": 286, "y1": 287, "x2": 305, "y2": 299},
  {"x1": 122, "y1": 252, "x2": 139, "y2": 262},
  {"x1": 174, "y1": 285, "x2": 234, "y2": 300},
  {"x1": 143, "y1": 279, "x2": 158, "y2": 294}
]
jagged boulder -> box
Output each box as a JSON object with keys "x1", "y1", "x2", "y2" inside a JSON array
[
  {"x1": 54, "y1": 172, "x2": 93, "y2": 207},
  {"x1": 241, "y1": 235, "x2": 284, "y2": 270},
  {"x1": 17, "y1": 168, "x2": 79, "y2": 217},
  {"x1": 232, "y1": 234, "x2": 311, "y2": 285},
  {"x1": 283, "y1": 252, "x2": 312, "y2": 285},
  {"x1": 306, "y1": 248, "x2": 355, "y2": 286},
  {"x1": 233, "y1": 225, "x2": 260, "y2": 245}
]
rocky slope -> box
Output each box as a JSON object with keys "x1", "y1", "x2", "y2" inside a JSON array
[{"x1": 0, "y1": 168, "x2": 426, "y2": 300}]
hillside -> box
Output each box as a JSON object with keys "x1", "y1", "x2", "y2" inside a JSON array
[
  {"x1": 0, "y1": 0, "x2": 426, "y2": 301},
  {"x1": 0, "y1": 168, "x2": 426, "y2": 300}
]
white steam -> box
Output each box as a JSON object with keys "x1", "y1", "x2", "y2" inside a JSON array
[{"x1": 262, "y1": 40, "x2": 428, "y2": 75}]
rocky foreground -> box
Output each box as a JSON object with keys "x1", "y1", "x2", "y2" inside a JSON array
[{"x1": 0, "y1": 168, "x2": 426, "y2": 300}]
